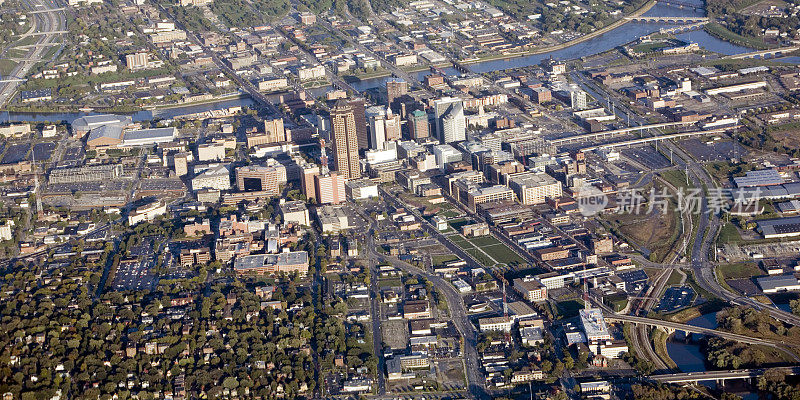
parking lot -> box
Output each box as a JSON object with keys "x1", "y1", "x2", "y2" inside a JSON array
[
  {"x1": 622, "y1": 145, "x2": 672, "y2": 169},
  {"x1": 680, "y1": 138, "x2": 746, "y2": 162},
  {"x1": 113, "y1": 257, "x2": 156, "y2": 291},
  {"x1": 2, "y1": 143, "x2": 29, "y2": 164},
  {"x1": 656, "y1": 286, "x2": 695, "y2": 312},
  {"x1": 32, "y1": 142, "x2": 56, "y2": 161}
]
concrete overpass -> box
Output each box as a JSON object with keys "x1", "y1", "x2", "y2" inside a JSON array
[
  {"x1": 652, "y1": 366, "x2": 800, "y2": 384},
  {"x1": 625, "y1": 16, "x2": 709, "y2": 23},
  {"x1": 26, "y1": 7, "x2": 65, "y2": 13},
  {"x1": 605, "y1": 313, "x2": 790, "y2": 347},
  {"x1": 578, "y1": 127, "x2": 733, "y2": 151},
  {"x1": 724, "y1": 46, "x2": 800, "y2": 60},
  {"x1": 549, "y1": 121, "x2": 698, "y2": 145}
]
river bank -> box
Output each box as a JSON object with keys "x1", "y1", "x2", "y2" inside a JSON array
[{"x1": 461, "y1": 0, "x2": 658, "y2": 65}]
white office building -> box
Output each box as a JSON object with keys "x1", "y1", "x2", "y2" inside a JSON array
[{"x1": 434, "y1": 97, "x2": 466, "y2": 143}]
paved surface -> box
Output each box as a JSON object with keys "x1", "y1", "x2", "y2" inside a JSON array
[
  {"x1": 652, "y1": 366, "x2": 800, "y2": 383},
  {"x1": 0, "y1": 0, "x2": 66, "y2": 106}
]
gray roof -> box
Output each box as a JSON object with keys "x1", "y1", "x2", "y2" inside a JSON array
[
  {"x1": 72, "y1": 114, "x2": 132, "y2": 132},
  {"x1": 733, "y1": 169, "x2": 783, "y2": 188},
  {"x1": 122, "y1": 127, "x2": 176, "y2": 145},
  {"x1": 233, "y1": 251, "x2": 309, "y2": 271},
  {"x1": 757, "y1": 216, "x2": 800, "y2": 237},
  {"x1": 86, "y1": 124, "x2": 124, "y2": 143},
  {"x1": 757, "y1": 275, "x2": 800, "y2": 291}
]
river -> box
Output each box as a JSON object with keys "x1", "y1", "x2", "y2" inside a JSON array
[
  {"x1": 0, "y1": 0, "x2": 784, "y2": 123},
  {"x1": 666, "y1": 311, "x2": 718, "y2": 373}
]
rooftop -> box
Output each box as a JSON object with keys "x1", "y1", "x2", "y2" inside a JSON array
[
  {"x1": 757, "y1": 274, "x2": 800, "y2": 291},
  {"x1": 733, "y1": 169, "x2": 783, "y2": 188},
  {"x1": 233, "y1": 251, "x2": 309, "y2": 271},
  {"x1": 579, "y1": 308, "x2": 610, "y2": 339}
]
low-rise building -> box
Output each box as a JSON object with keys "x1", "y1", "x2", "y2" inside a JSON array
[
  {"x1": 128, "y1": 200, "x2": 167, "y2": 225},
  {"x1": 513, "y1": 277, "x2": 547, "y2": 302},
  {"x1": 478, "y1": 316, "x2": 513, "y2": 332},
  {"x1": 233, "y1": 251, "x2": 310, "y2": 276},
  {"x1": 280, "y1": 200, "x2": 310, "y2": 226}
]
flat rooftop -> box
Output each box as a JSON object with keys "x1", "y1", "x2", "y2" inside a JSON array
[
  {"x1": 233, "y1": 251, "x2": 309, "y2": 271},
  {"x1": 579, "y1": 308, "x2": 610, "y2": 339}
]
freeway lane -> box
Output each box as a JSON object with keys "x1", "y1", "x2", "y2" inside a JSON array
[{"x1": 0, "y1": 0, "x2": 66, "y2": 106}]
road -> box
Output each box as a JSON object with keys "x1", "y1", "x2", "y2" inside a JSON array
[
  {"x1": 570, "y1": 70, "x2": 800, "y2": 368},
  {"x1": 0, "y1": 0, "x2": 66, "y2": 106},
  {"x1": 652, "y1": 366, "x2": 800, "y2": 383},
  {"x1": 156, "y1": 3, "x2": 281, "y2": 115},
  {"x1": 362, "y1": 218, "x2": 387, "y2": 396},
  {"x1": 608, "y1": 313, "x2": 800, "y2": 362},
  {"x1": 373, "y1": 187, "x2": 487, "y2": 399},
  {"x1": 369, "y1": 250, "x2": 486, "y2": 400}
]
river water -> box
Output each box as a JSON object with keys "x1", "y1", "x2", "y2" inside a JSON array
[
  {"x1": 0, "y1": 0, "x2": 784, "y2": 123},
  {"x1": 666, "y1": 311, "x2": 718, "y2": 373}
]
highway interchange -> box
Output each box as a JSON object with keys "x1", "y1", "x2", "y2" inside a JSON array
[{"x1": 0, "y1": 0, "x2": 66, "y2": 107}]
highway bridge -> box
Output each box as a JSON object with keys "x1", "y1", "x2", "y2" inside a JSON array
[
  {"x1": 625, "y1": 16, "x2": 709, "y2": 23},
  {"x1": 578, "y1": 127, "x2": 733, "y2": 151},
  {"x1": 549, "y1": 121, "x2": 698, "y2": 145},
  {"x1": 606, "y1": 314, "x2": 793, "y2": 348},
  {"x1": 26, "y1": 7, "x2": 65, "y2": 13},
  {"x1": 724, "y1": 46, "x2": 800, "y2": 60},
  {"x1": 652, "y1": 367, "x2": 800, "y2": 384}
]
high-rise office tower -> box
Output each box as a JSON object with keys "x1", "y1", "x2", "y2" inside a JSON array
[
  {"x1": 263, "y1": 118, "x2": 287, "y2": 143},
  {"x1": 300, "y1": 162, "x2": 320, "y2": 202},
  {"x1": 347, "y1": 97, "x2": 368, "y2": 150},
  {"x1": 408, "y1": 109, "x2": 429, "y2": 140},
  {"x1": 314, "y1": 172, "x2": 346, "y2": 204},
  {"x1": 434, "y1": 97, "x2": 466, "y2": 143},
  {"x1": 330, "y1": 100, "x2": 361, "y2": 179},
  {"x1": 386, "y1": 78, "x2": 408, "y2": 105},
  {"x1": 366, "y1": 106, "x2": 402, "y2": 150}
]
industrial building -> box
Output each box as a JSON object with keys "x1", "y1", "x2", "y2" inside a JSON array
[
  {"x1": 757, "y1": 274, "x2": 800, "y2": 293},
  {"x1": 733, "y1": 169, "x2": 784, "y2": 188},
  {"x1": 757, "y1": 216, "x2": 800, "y2": 239}
]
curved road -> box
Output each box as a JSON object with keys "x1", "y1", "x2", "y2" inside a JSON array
[{"x1": 0, "y1": 0, "x2": 66, "y2": 106}]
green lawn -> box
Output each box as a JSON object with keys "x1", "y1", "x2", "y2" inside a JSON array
[
  {"x1": 718, "y1": 262, "x2": 762, "y2": 280},
  {"x1": 717, "y1": 222, "x2": 742, "y2": 245},
  {"x1": 704, "y1": 22, "x2": 771, "y2": 50},
  {"x1": 666, "y1": 270, "x2": 683, "y2": 286},
  {"x1": 432, "y1": 255, "x2": 460, "y2": 266},
  {"x1": 632, "y1": 41, "x2": 671, "y2": 53},
  {"x1": 468, "y1": 236, "x2": 500, "y2": 247},
  {"x1": 438, "y1": 210, "x2": 460, "y2": 218},
  {"x1": 659, "y1": 169, "x2": 691, "y2": 191},
  {"x1": 0, "y1": 59, "x2": 18, "y2": 76},
  {"x1": 450, "y1": 232, "x2": 527, "y2": 267}
]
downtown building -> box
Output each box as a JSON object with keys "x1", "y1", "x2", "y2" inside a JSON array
[
  {"x1": 330, "y1": 100, "x2": 361, "y2": 179},
  {"x1": 433, "y1": 97, "x2": 466, "y2": 143}
]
